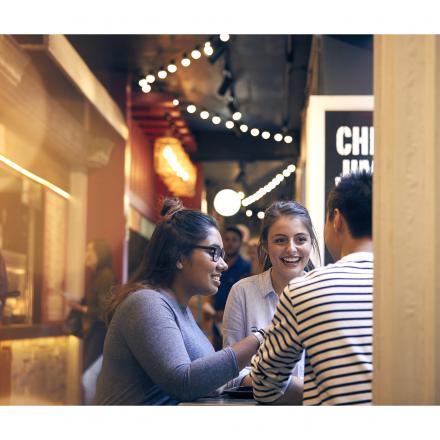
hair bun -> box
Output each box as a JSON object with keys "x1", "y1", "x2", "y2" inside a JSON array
[{"x1": 160, "y1": 197, "x2": 184, "y2": 220}]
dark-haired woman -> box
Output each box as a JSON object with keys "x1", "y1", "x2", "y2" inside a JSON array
[
  {"x1": 93, "y1": 199, "x2": 263, "y2": 405},
  {"x1": 223, "y1": 201, "x2": 320, "y2": 388}
]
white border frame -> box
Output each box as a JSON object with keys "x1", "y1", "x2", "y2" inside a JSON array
[{"x1": 304, "y1": 95, "x2": 374, "y2": 263}]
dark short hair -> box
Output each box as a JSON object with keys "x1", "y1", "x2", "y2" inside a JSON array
[
  {"x1": 224, "y1": 226, "x2": 243, "y2": 241},
  {"x1": 327, "y1": 170, "x2": 372, "y2": 238},
  {"x1": 258, "y1": 200, "x2": 320, "y2": 271}
]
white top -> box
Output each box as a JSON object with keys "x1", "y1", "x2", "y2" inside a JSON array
[
  {"x1": 223, "y1": 269, "x2": 304, "y2": 388},
  {"x1": 251, "y1": 252, "x2": 373, "y2": 405}
]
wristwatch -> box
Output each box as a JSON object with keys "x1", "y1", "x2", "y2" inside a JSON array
[{"x1": 252, "y1": 328, "x2": 266, "y2": 345}]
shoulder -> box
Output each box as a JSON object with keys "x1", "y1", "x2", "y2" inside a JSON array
[
  {"x1": 119, "y1": 289, "x2": 171, "y2": 315},
  {"x1": 230, "y1": 272, "x2": 261, "y2": 293},
  {"x1": 239, "y1": 255, "x2": 251, "y2": 270}
]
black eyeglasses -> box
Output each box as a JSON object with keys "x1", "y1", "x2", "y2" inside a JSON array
[{"x1": 193, "y1": 245, "x2": 225, "y2": 262}]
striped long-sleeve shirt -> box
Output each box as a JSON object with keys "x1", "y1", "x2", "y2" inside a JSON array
[{"x1": 250, "y1": 252, "x2": 373, "y2": 405}]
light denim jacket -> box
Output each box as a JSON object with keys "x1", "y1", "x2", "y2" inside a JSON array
[{"x1": 223, "y1": 269, "x2": 304, "y2": 389}]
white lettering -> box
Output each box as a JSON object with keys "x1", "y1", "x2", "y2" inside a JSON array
[
  {"x1": 336, "y1": 126, "x2": 352, "y2": 156},
  {"x1": 336, "y1": 125, "x2": 374, "y2": 156}
]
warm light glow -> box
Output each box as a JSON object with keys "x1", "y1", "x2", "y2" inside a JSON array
[
  {"x1": 225, "y1": 120, "x2": 234, "y2": 129},
  {"x1": 158, "y1": 69, "x2": 167, "y2": 79},
  {"x1": 187, "y1": 104, "x2": 196, "y2": 114},
  {"x1": 181, "y1": 56, "x2": 191, "y2": 67},
  {"x1": 220, "y1": 34, "x2": 230, "y2": 42},
  {"x1": 204, "y1": 42, "x2": 214, "y2": 56},
  {"x1": 212, "y1": 115, "x2": 221, "y2": 125},
  {"x1": 213, "y1": 189, "x2": 241, "y2": 217},
  {"x1": 139, "y1": 78, "x2": 148, "y2": 87},
  {"x1": 274, "y1": 133, "x2": 283, "y2": 142},
  {"x1": 262, "y1": 131, "x2": 270, "y2": 140},
  {"x1": 167, "y1": 62, "x2": 177, "y2": 73},
  {"x1": 146, "y1": 73, "x2": 155, "y2": 83},
  {"x1": 246, "y1": 209, "x2": 253, "y2": 217},
  {"x1": 237, "y1": 191, "x2": 245, "y2": 199},
  {"x1": 0, "y1": 154, "x2": 71, "y2": 199},
  {"x1": 284, "y1": 135, "x2": 293, "y2": 144},
  {"x1": 154, "y1": 137, "x2": 197, "y2": 197},
  {"x1": 141, "y1": 84, "x2": 151, "y2": 93},
  {"x1": 232, "y1": 111, "x2": 242, "y2": 121},
  {"x1": 257, "y1": 211, "x2": 265, "y2": 219},
  {"x1": 200, "y1": 110, "x2": 209, "y2": 120},
  {"x1": 283, "y1": 169, "x2": 291, "y2": 177},
  {"x1": 191, "y1": 48, "x2": 202, "y2": 59},
  {"x1": 287, "y1": 164, "x2": 296, "y2": 173},
  {"x1": 250, "y1": 128, "x2": 259, "y2": 136},
  {"x1": 172, "y1": 99, "x2": 180, "y2": 106},
  {"x1": 240, "y1": 124, "x2": 248, "y2": 133}
]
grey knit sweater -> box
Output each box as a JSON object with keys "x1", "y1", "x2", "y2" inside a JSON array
[{"x1": 94, "y1": 289, "x2": 239, "y2": 405}]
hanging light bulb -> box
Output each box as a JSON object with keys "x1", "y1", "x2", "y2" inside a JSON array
[
  {"x1": 225, "y1": 120, "x2": 234, "y2": 129},
  {"x1": 287, "y1": 164, "x2": 296, "y2": 173},
  {"x1": 246, "y1": 209, "x2": 253, "y2": 217},
  {"x1": 172, "y1": 99, "x2": 180, "y2": 106},
  {"x1": 146, "y1": 72, "x2": 155, "y2": 83},
  {"x1": 232, "y1": 111, "x2": 242, "y2": 121},
  {"x1": 158, "y1": 67, "x2": 167, "y2": 79},
  {"x1": 240, "y1": 124, "x2": 248, "y2": 133},
  {"x1": 282, "y1": 169, "x2": 291, "y2": 177},
  {"x1": 200, "y1": 110, "x2": 210, "y2": 120},
  {"x1": 139, "y1": 78, "x2": 148, "y2": 87},
  {"x1": 141, "y1": 84, "x2": 152, "y2": 93},
  {"x1": 187, "y1": 104, "x2": 196, "y2": 114},
  {"x1": 191, "y1": 47, "x2": 202, "y2": 59},
  {"x1": 181, "y1": 54, "x2": 191, "y2": 67},
  {"x1": 167, "y1": 61, "x2": 177, "y2": 73},
  {"x1": 204, "y1": 42, "x2": 214, "y2": 56},
  {"x1": 274, "y1": 133, "x2": 283, "y2": 142},
  {"x1": 220, "y1": 34, "x2": 230, "y2": 42},
  {"x1": 250, "y1": 128, "x2": 260, "y2": 137},
  {"x1": 284, "y1": 135, "x2": 293, "y2": 144},
  {"x1": 262, "y1": 131, "x2": 271, "y2": 140},
  {"x1": 212, "y1": 115, "x2": 221, "y2": 125}
]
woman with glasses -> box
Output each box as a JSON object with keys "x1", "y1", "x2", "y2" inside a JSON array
[
  {"x1": 94, "y1": 198, "x2": 263, "y2": 405},
  {"x1": 223, "y1": 201, "x2": 320, "y2": 389}
]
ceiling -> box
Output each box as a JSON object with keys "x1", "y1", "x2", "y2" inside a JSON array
[{"x1": 67, "y1": 34, "x2": 313, "y2": 218}]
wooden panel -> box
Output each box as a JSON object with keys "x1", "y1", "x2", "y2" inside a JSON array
[{"x1": 0, "y1": 345, "x2": 12, "y2": 404}]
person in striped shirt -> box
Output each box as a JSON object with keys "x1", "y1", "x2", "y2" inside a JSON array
[{"x1": 251, "y1": 170, "x2": 373, "y2": 405}]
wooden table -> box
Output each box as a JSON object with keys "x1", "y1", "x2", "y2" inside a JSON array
[{"x1": 179, "y1": 394, "x2": 257, "y2": 405}]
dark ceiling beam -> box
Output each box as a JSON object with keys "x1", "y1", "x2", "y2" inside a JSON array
[{"x1": 190, "y1": 131, "x2": 299, "y2": 162}]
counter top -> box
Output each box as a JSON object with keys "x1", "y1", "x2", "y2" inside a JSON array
[{"x1": 0, "y1": 323, "x2": 67, "y2": 340}]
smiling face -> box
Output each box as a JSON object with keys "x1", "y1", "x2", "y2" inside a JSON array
[
  {"x1": 266, "y1": 215, "x2": 312, "y2": 284},
  {"x1": 179, "y1": 227, "x2": 228, "y2": 297}
]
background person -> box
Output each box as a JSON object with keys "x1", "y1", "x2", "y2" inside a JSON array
[
  {"x1": 67, "y1": 239, "x2": 115, "y2": 371},
  {"x1": 223, "y1": 201, "x2": 320, "y2": 388},
  {"x1": 94, "y1": 199, "x2": 263, "y2": 405},
  {"x1": 251, "y1": 171, "x2": 373, "y2": 405}
]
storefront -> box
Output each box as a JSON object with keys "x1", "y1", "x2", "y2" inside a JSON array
[{"x1": 0, "y1": 35, "x2": 127, "y2": 404}]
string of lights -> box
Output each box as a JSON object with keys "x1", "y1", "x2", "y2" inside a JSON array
[
  {"x1": 138, "y1": 34, "x2": 230, "y2": 93},
  {"x1": 138, "y1": 34, "x2": 295, "y2": 146},
  {"x1": 241, "y1": 164, "x2": 296, "y2": 207}
]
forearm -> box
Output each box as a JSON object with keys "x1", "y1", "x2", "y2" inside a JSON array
[{"x1": 230, "y1": 333, "x2": 260, "y2": 370}]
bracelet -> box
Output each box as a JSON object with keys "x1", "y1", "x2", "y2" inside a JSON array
[{"x1": 252, "y1": 331, "x2": 264, "y2": 345}]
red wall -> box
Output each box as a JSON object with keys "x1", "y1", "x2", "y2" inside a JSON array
[
  {"x1": 86, "y1": 145, "x2": 125, "y2": 283},
  {"x1": 129, "y1": 123, "x2": 156, "y2": 221}
]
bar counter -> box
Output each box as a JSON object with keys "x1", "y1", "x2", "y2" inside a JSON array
[{"x1": 0, "y1": 323, "x2": 66, "y2": 340}]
